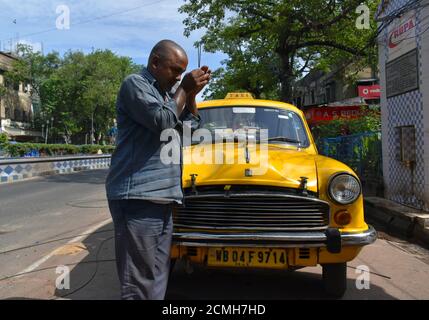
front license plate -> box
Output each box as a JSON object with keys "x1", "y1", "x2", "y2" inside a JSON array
[{"x1": 207, "y1": 247, "x2": 287, "y2": 268}]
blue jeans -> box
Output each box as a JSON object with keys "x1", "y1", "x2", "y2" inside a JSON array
[{"x1": 108, "y1": 199, "x2": 173, "y2": 300}]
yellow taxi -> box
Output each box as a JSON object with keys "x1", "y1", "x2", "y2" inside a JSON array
[{"x1": 171, "y1": 93, "x2": 377, "y2": 297}]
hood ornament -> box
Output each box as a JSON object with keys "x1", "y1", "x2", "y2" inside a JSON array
[
  {"x1": 299, "y1": 176, "x2": 309, "y2": 196},
  {"x1": 190, "y1": 174, "x2": 198, "y2": 195}
]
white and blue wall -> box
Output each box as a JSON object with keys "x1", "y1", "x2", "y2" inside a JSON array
[
  {"x1": 378, "y1": 0, "x2": 429, "y2": 210},
  {"x1": 0, "y1": 155, "x2": 111, "y2": 184}
]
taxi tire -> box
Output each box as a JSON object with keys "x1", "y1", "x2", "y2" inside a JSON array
[
  {"x1": 169, "y1": 259, "x2": 177, "y2": 278},
  {"x1": 322, "y1": 262, "x2": 347, "y2": 298}
]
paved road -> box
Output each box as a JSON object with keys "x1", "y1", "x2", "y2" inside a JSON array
[{"x1": 1, "y1": 170, "x2": 429, "y2": 300}]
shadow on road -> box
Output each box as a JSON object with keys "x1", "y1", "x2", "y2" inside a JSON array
[
  {"x1": 1, "y1": 221, "x2": 398, "y2": 300},
  {"x1": 166, "y1": 264, "x2": 397, "y2": 300},
  {"x1": 42, "y1": 169, "x2": 109, "y2": 186},
  {"x1": 45, "y1": 223, "x2": 400, "y2": 300}
]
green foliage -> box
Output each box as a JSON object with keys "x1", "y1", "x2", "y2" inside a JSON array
[
  {"x1": 313, "y1": 108, "x2": 382, "y2": 189},
  {"x1": 4, "y1": 44, "x2": 141, "y2": 144},
  {"x1": 312, "y1": 106, "x2": 381, "y2": 140},
  {"x1": 180, "y1": 0, "x2": 379, "y2": 102},
  {"x1": 3, "y1": 142, "x2": 115, "y2": 157},
  {"x1": 202, "y1": 37, "x2": 281, "y2": 100},
  {"x1": 0, "y1": 86, "x2": 6, "y2": 98},
  {"x1": 317, "y1": 131, "x2": 382, "y2": 191},
  {"x1": 0, "y1": 133, "x2": 8, "y2": 146}
]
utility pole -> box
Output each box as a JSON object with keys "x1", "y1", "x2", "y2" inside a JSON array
[
  {"x1": 45, "y1": 119, "x2": 49, "y2": 144},
  {"x1": 91, "y1": 112, "x2": 94, "y2": 145},
  {"x1": 50, "y1": 117, "x2": 54, "y2": 143}
]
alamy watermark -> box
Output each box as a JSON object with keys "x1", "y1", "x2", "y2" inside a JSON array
[
  {"x1": 356, "y1": 4, "x2": 370, "y2": 30},
  {"x1": 159, "y1": 124, "x2": 270, "y2": 176},
  {"x1": 55, "y1": 265, "x2": 70, "y2": 290},
  {"x1": 56, "y1": 5, "x2": 70, "y2": 30},
  {"x1": 355, "y1": 265, "x2": 371, "y2": 290}
]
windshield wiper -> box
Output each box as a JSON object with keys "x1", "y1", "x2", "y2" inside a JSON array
[
  {"x1": 266, "y1": 136, "x2": 302, "y2": 144},
  {"x1": 190, "y1": 134, "x2": 302, "y2": 145}
]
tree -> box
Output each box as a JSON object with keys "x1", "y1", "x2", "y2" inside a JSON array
[
  {"x1": 4, "y1": 45, "x2": 141, "y2": 144},
  {"x1": 80, "y1": 50, "x2": 139, "y2": 144},
  {"x1": 44, "y1": 50, "x2": 140, "y2": 144},
  {"x1": 5, "y1": 44, "x2": 61, "y2": 111},
  {"x1": 180, "y1": 0, "x2": 379, "y2": 102},
  {"x1": 203, "y1": 36, "x2": 281, "y2": 100},
  {"x1": 0, "y1": 86, "x2": 6, "y2": 99}
]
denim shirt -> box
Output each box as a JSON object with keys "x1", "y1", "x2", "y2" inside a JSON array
[{"x1": 105, "y1": 68, "x2": 201, "y2": 203}]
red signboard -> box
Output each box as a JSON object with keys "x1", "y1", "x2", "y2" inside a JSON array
[
  {"x1": 305, "y1": 106, "x2": 365, "y2": 124},
  {"x1": 388, "y1": 16, "x2": 416, "y2": 49},
  {"x1": 358, "y1": 85, "x2": 381, "y2": 99}
]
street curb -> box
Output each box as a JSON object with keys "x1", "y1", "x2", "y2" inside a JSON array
[
  {"x1": 0, "y1": 155, "x2": 111, "y2": 184},
  {"x1": 364, "y1": 196, "x2": 429, "y2": 247}
]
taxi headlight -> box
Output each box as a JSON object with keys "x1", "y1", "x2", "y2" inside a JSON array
[{"x1": 328, "y1": 173, "x2": 361, "y2": 205}]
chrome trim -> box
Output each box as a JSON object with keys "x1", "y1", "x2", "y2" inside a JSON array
[
  {"x1": 173, "y1": 225, "x2": 377, "y2": 248},
  {"x1": 174, "y1": 224, "x2": 328, "y2": 231},
  {"x1": 176, "y1": 193, "x2": 331, "y2": 231},
  {"x1": 174, "y1": 241, "x2": 325, "y2": 248},
  {"x1": 327, "y1": 172, "x2": 362, "y2": 205},
  {"x1": 184, "y1": 193, "x2": 329, "y2": 205}
]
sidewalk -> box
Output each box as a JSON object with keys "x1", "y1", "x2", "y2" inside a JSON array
[{"x1": 364, "y1": 196, "x2": 429, "y2": 248}]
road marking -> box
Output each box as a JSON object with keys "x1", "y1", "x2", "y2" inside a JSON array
[
  {"x1": 15, "y1": 218, "x2": 112, "y2": 278},
  {"x1": 53, "y1": 243, "x2": 88, "y2": 256}
]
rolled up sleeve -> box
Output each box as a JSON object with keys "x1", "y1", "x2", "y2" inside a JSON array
[
  {"x1": 120, "y1": 75, "x2": 180, "y2": 133},
  {"x1": 179, "y1": 107, "x2": 202, "y2": 132}
]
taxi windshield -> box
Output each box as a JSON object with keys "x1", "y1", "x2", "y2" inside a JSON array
[{"x1": 196, "y1": 106, "x2": 309, "y2": 147}]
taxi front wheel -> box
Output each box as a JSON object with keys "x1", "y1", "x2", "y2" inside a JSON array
[{"x1": 322, "y1": 263, "x2": 347, "y2": 298}]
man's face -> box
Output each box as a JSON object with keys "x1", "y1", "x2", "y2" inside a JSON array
[{"x1": 151, "y1": 49, "x2": 188, "y2": 92}]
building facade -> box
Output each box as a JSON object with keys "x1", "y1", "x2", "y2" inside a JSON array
[
  {"x1": 0, "y1": 51, "x2": 41, "y2": 141},
  {"x1": 293, "y1": 63, "x2": 380, "y2": 128},
  {"x1": 377, "y1": 0, "x2": 429, "y2": 210},
  {"x1": 293, "y1": 64, "x2": 379, "y2": 110}
]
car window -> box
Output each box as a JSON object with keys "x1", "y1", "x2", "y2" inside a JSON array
[{"x1": 198, "y1": 106, "x2": 309, "y2": 147}]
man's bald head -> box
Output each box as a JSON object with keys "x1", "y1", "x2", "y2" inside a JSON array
[
  {"x1": 148, "y1": 40, "x2": 187, "y2": 65},
  {"x1": 147, "y1": 40, "x2": 189, "y2": 92}
]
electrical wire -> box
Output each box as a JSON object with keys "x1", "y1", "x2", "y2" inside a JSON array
[
  {"x1": 0, "y1": 0, "x2": 169, "y2": 44},
  {"x1": 0, "y1": 257, "x2": 116, "y2": 283},
  {"x1": 53, "y1": 235, "x2": 115, "y2": 299},
  {"x1": 376, "y1": 13, "x2": 429, "y2": 46},
  {"x1": 346, "y1": 265, "x2": 392, "y2": 280},
  {"x1": 376, "y1": 0, "x2": 428, "y2": 33},
  {"x1": 0, "y1": 228, "x2": 114, "y2": 256},
  {"x1": 0, "y1": 235, "x2": 116, "y2": 299},
  {"x1": 298, "y1": 3, "x2": 429, "y2": 89}
]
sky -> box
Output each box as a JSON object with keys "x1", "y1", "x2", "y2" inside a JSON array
[{"x1": 0, "y1": 0, "x2": 227, "y2": 100}]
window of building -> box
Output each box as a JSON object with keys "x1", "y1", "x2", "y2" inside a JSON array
[
  {"x1": 14, "y1": 108, "x2": 21, "y2": 121},
  {"x1": 5, "y1": 107, "x2": 11, "y2": 119},
  {"x1": 296, "y1": 96, "x2": 302, "y2": 108}
]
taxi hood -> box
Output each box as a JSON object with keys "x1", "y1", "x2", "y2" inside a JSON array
[{"x1": 182, "y1": 144, "x2": 318, "y2": 193}]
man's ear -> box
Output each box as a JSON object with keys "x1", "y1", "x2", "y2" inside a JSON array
[{"x1": 151, "y1": 55, "x2": 160, "y2": 70}]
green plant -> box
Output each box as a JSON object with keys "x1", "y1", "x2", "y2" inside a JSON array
[
  {"x1": 312, "y1": 106, "x2": 381, "y2": 141},
  {"x1": 3, "y1": 142, "x2": 115, "y2": 157},
  {"x1": 0, "y1": 133, "x2": 8, "y2": 146}
]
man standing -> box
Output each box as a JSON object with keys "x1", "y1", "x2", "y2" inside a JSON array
[{"x1": 105, "y1": 40, "x2": 211, "y2": 300}]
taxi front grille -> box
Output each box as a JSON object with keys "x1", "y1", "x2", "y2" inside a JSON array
[{"x1": 174, "y1": 194, "x2": 330, "y2": 231}]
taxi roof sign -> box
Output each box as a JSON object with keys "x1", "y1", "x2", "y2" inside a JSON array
[{"x1": 225, "y1": 92, "x2": 254, "y2": 99}]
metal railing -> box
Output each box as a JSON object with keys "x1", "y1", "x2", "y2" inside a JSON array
[{"x1": 317, "y1": 132, "x2": 383, "y2": 196}]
